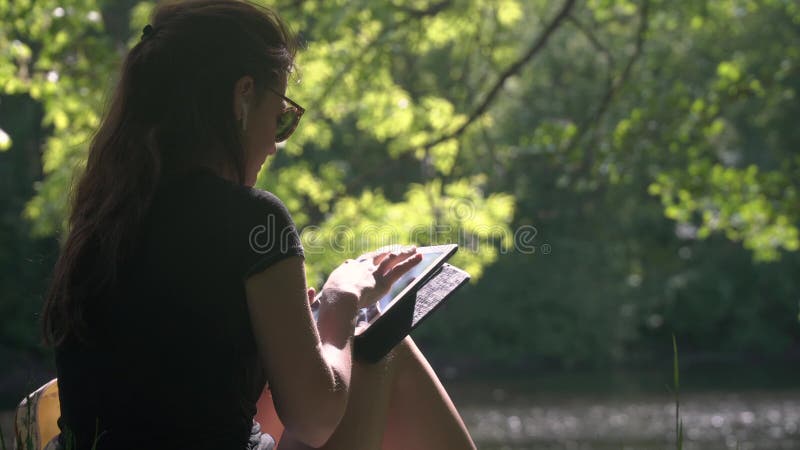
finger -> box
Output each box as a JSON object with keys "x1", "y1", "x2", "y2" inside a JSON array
[
  {"x1": 373, "y1": 244, "x2": 404, "y2": 255},
  {"x1": 376, "y1": 246, "x2": 418, "y2": 276},
  {"x1": 371, "y1": 244, "x2": 411, "y2": 264},
  {"x1": 307, "y1": 287, "x2": 316, "y2": 304},
  {"x1": 375, "y1": 251, "x2": 400, "y2": 274},
  {"x1": 382, "y1": 252, "x2": 422, "y2": 285},
  {"x1": 371, "y1": 251, "x2": 392, "y2": 265}
]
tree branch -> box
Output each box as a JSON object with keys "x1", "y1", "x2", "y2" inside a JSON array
[
  {"x1": 418, "y1": 0, "x2": 577, "y2": 152},
  {"x1": 566, "y1": 14, "x2": 615, "y2": 69},
  {"x1": 566, "y1": 0, "x2": 650, "y2": 173},
  {"x1": 313, "y1": 1, "x2": 452, "y2": 107}
]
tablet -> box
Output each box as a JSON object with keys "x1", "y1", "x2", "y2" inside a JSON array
[
  {"x1": 361, "y1": 244, "x2": 458, "y2": 328},
  {"x1": 311, "y1": 244, "x2": 458, "y2": 331},
  {"x1": 354, "y1": 262, "x2": 470, "y2": 362},
  {"x1": 311, "y1": 244, "x2": 470, "y2": 362}
]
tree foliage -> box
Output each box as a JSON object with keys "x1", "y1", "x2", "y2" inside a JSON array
[{"x1": 2, "y1": 0, "x2": 798, "y2": 365}]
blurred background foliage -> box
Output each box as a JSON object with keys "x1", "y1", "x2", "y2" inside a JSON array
[{"x1": 1, "y1": 0, "x2": 799, "y2": 374}]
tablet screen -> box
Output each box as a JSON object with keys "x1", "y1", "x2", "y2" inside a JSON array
[{"x1": 373, "y1": 250, "x2": 447, "y2": 313}]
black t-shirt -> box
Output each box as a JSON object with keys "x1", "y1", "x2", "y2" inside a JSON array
[{"x1": 54, "y1": 166, "x2": 304, "y2": 450}]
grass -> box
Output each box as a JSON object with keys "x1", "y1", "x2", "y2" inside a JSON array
[{"x1": 673, "y1": 334, "x2": 684, "y2": 450}]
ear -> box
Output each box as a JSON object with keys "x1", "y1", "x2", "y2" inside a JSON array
[{"x1": 233, "y1": 75, "x2": 255, "y2": 120}]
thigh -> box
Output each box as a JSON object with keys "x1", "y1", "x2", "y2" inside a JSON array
[
  {"x1": 381, "y1": 337, "x2": 475, "y2": 450},
  {"x1": 255, "y1": 387, "x2": 284, "y2": 445},
  {"x1": 277, "y1": 348, "x2": 402, "y2": 450}
]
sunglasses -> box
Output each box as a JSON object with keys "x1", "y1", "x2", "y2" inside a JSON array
[{"x1": 266, "y1": 86, "x2": 305, "y2": 143}]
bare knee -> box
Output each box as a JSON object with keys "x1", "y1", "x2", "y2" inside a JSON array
[
  {"x1": 384, "y1": 337, "x2": 424, "y2": 380},
  {"x1": 384, "y1": 336, "x2": 414, "y2": 362},
  {"x1": 351, "y1": 336, "x2": 424, "y2": 391}
]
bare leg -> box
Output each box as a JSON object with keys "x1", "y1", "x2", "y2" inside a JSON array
[
  {"x1": 276, "y1": 342, "x2": 399, "y2": 450},
  {"x1": 381, "y1": 337, "x2": 475, "y2": 450},
  {"x1": 276, "y1": 337, "x2": 474, "y2": 450},
  {"x1": 254, "y1": 387, "x2": 285, "y2": 446}
]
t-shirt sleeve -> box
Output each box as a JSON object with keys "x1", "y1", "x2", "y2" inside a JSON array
[{"x1": 225, "y1": 187, "x2": 305, "y2": 280}]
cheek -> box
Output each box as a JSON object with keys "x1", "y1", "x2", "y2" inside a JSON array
[
  {"x1": 257, "y1": 119, "x2": 277, "y2": 156},
  {"x1": 247, "y1": 112, "x2": 273, "y2": 150},
  {"x1": 259, "y1": 109, "x2": 278, "y2": 144}
]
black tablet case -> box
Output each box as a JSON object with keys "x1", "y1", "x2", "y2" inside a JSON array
[{"x1": 353, "y1": 263, "x2": 471, "y2": 363}]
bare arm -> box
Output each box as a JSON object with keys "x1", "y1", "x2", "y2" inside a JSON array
[
  {"x1": 245, "y1": 247, "x2": 421, "y2": 447},
  {"x1": 245, "y1": 255, "x2": 356, "y2": 448}
]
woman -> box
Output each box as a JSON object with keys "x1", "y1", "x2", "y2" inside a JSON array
[{"x1": 40, "y1": 1, "x2": 476, "y2": 449}]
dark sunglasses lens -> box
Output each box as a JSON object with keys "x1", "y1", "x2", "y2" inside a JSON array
[{"x1": 276, "y1": 109, "x2": 299, "y2": 142}]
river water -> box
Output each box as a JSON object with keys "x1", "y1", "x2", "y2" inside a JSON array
[
  {"x1": 444, "y1": 364, "x2": 800, "y2": 449},
  {"x1": 452, "y1": 388, "x2": 800, "y2": 449}
]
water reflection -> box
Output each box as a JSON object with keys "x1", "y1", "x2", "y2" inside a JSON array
[{"x1": 447, "y1": 382, "x2": 800, "y2": 449}]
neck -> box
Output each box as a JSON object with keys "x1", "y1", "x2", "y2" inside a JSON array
[{"x1": 196, "y1": 162, "x2": 240, "y2": 185}]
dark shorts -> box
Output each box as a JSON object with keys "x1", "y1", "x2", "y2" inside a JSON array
[{"x1": 248, "y1": 419, "x2": 277, "y2": 450}]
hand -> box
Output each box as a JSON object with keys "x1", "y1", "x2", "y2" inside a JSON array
[
  {"x1": 306, "y1": 287, "x2": 316, "y2": 305},
  {"x1": 321, "y1": 246, "x2": 422, "y2": 310}
]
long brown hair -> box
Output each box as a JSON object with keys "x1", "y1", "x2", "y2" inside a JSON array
[{"x1": 40, "y1": 0, "x2": 297, "y2": 347}]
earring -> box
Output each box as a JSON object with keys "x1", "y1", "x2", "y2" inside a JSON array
[{"x1": 241, "y1": 102, "x2": 249, "y2": 132}]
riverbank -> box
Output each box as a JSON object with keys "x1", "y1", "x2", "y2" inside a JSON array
[{"x1": 4, "y1": 347, "x2": 800, "y2": 408}]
